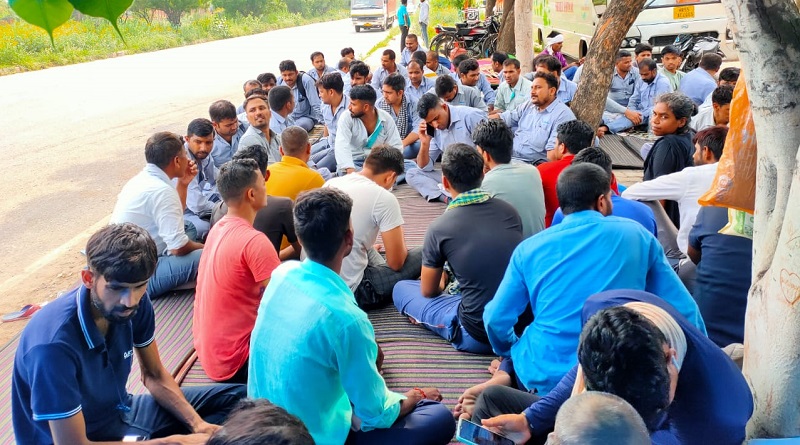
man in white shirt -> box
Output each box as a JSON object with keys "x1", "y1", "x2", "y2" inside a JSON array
[
  {"x1": 691, "y1": 85, "x2": 733, "y2": 132},
  {"x1": 325, "y1": 146, "x2": 422, "y2": 308},
  {"x1": 418, "y1": 0, "x2": 430, "y2": 47},
  {"x1": 110, "y1": 132, "x2": 204, "y2": 298},
  {"x1": 335, "y1": 85, "x2": 403, "y2": 174},
  {"x1": 494, "y1": 58, "x2": 532, "y2": 112},
  {"x1": 622, "y1": 125, "x2": 728, "y2": 292}
]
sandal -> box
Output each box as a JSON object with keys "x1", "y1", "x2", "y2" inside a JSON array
[{"x1": 2, "y1": 304, "x2": 42, "y2": 322}]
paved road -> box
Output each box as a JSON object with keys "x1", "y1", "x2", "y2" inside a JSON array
[{"x1": 0, "y1": 18, "x2": 391, "y2": 339}]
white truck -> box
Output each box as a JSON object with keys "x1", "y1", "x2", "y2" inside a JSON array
[{"x1": 351, "y1": 0, "x2": 397, "y2": 33}]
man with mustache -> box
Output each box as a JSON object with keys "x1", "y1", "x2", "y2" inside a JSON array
[
  {"x1": 183, "y1": 118, "x2": 221, "y2": 240},
  {"x1": 11, "y1": 223, "x2": 246, "y2": 445}
]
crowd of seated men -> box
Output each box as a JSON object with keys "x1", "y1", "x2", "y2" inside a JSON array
[{"x1": 12, "y1": 39, "x2": 753, "y2": 445}]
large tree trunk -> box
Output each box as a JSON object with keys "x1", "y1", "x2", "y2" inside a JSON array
[
  {"x1": 514, "y1": 0, "x2": 533, "y2": 74},
  {"x1": 486, "y1": 0, "x2": 497, "y2": 17},
  {"x1": 723, "y1": 0, "x2": 800, "y2": 438},
  {"x1": 496, "y1": 0, "x2": 516, "y2": 54},
  {"x1": 569, "y1": 0, "x2": 645, "y2": 128}
]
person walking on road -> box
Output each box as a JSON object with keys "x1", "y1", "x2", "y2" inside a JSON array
[
  {"x1": 418, "y1": 0, "x2": 430, "y2": 48},
  {"x1": 398, "y1": 0, "x2": 410, "y2": 54}
]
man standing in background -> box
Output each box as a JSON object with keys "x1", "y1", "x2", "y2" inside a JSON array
[
  {"x1": 398, "y1": 0, "x2": 410, "y2": 53},
  {"x1": 418, "y1": 0, "x2": 430, "y2": 48}
]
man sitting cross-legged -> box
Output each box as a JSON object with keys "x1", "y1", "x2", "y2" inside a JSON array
[
  {"x1": 312, "y1": 72, "x2": 349, "y2": 172},
  {"x1": 12, "y1": 223, "x2": 246, "y2": 445},
  {"x1": 268, "y1": 126, "x2": 326, "y2": 200},
  {"x1": 277, "y1": 60, "x2": 322, "y2": 131},
  {"x1": 406, "y1": 93, "x2": 487, "y2": 202},
  {"x1": 326, "y1": 145, "x2": 422, "y2": 308},
  {"x1": 377, "y1": 73, "x2": 422, "y2": 159},
  {"x1": 182, "y1": 118, "x2": 221, "y2": 241},
  {"x1": 110, "y1": 132, "x2": 204, "y2": 298},
  {"x1": 453, "y1": 163, "x2": 704, "y2": 418},
  {"x1": 248, "y1": 187, "x2": 456, "y2": 445},
  {"x1": 193, "y1": 158, "x2": 280, "y2": 384},
  {"x1": 474, "y1": 119, "x2": 546, "y2": 238},
  {"x1": 393, "y1": 144, "x2": 523, "y2": 354}
]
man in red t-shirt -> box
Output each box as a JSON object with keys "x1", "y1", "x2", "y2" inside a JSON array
[
  {"x1": 193, "y1": 158, "x2": 280, "y2": 383},
  {"x1": 537, "y1": 120, "x2": 595, "y2": 226}
]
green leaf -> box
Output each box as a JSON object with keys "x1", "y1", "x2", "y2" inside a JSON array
[
  {"x1": 9, "y1": 0, "x2": 74, "y2": 44},
  {"x1": 68, "y1": 0, "x2": 133, "y2": 42}
]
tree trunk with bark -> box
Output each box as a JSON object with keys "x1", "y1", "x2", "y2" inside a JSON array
[
  {"x1": 514, "y1": 0, "x2": 533, "y2": 74},
  {"x1": 496, "y1": 0, "x2": 515, "y2": 54},
  {"x1": 568, "y1": 0, "x2": 646, "y2": 128},
  {"x1": 722, "y1": 0, "x2": 800, "y2": 438},
  {"x1": 486, "y1": 0, "x2": 497, "y2": 17}
]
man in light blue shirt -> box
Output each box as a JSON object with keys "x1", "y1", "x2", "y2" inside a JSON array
[
  {"x1": 474, "y1": 163, "x2": 704, "y2": 401},
  {"x1": 267, "y1": 85, "x2": 296, "y2": 136},
  {"x1": 450, "y1": 58, "x2": 497, "y2": 108},
  {"x1": 239, "y1": 95, "x2": 282, "y2": 165},
  {"x1": 679, "y1": 53, "x2": 722, "y2": 106},
  {"x1": 209, "y1": 100, "x2": 245, "y2": 168},
  {"x1": 431, "y1": 74, "x2": 487, "y2": 111},
  {"x1": 182, "y1": 119, "x2": 220, "y2": 240},
  {"x1": 499, "y1": 72, "x2": 576, "y2": 164},
  {"x1": 418, "y1": 0, "x2": 430, "y2": 47},
  {"x1": 406, "y1": 94, "x2": 487, "y2": 201},
  {"x1": 404, "y1": 60, "x2": 435, "y2": 103},
  {"x1": 376, "y1": 73, "x2": 423, "y2": 158},
  {"x1": 401, "y1": 33, "x2": 426, "y2": 67},
  {"x1": 604, "y1": 58, "x2": 672, "y2": 134},
  {"x1": 308, "y1": 51, "x2": 338, "y2": 82},
  {"x1": 312, "y1": 72, "x2": 349, "y2": 172},
  {"x1": 277, "y1": 60, "x2": 322, "y2": 132},
  {"x1": 248, "y1": 187, "x2": 455, "y2": 445},
  {"x1": 494, "y1": 58, "x2": 532, "y2": 112},
  {"x1": 371, "y1": 49, "x2": 408, "y2": 92}
]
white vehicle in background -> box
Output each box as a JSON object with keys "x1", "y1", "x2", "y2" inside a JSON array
[
  {"x1": 531, "y1": 0, "x2": 738, "y2": 60},
  {"x1": 351, "y1": 0, "x2": 397, "y2": 32}
]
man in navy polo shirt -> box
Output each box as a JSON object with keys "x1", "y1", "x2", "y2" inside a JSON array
[{"x1": 12, "y1": 223, "x2": 245, "y2": 445}]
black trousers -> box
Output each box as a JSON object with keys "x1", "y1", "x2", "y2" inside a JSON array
[
  {"x1": 400, "y1": 25, "x2": 409, "y2": 53},
  {"x1": 471, "y1": 385, "x2": 551, "y2": 445}
]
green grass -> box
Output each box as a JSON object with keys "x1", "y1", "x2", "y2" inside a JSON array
[
  {"x1": 364, "y1": 25, "x2": 401, "y2": 58},
  {"x1": 0, "y1": 8, "x2": 348, "y2": 74},
  {"x1": 362, "y1": 3, "x2": 460, "y2": 59}
]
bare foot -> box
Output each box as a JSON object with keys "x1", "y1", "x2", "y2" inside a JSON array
[
  {"x1": 452, "y1": 371, "x2": 512, "y2": 419},
  {"x1": 487, "y1": 358, "x2": 503, "y2": 375},
  {"x1": 408, "y1": 316, "x2": 420, "y2": 325}
]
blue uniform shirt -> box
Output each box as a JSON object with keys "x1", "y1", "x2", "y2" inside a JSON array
[
  {"x1": 405, "y1": 77, "x2": 435, "y2": 104},
  {"x1": 501, "y1": 99, "x2": 576, "y2": 163},
  {"x1": 278, "y1": 73, "x2": 322, "y2": 124},
  {"x1": 211, "y1": 125, "x2": 244, "y2": 168},
  {"x1": 450, "y1": 72, "x2": 497, "y2": 106},
  {"x1": 322, "y1": 94, "x2": 350, "y2": 150},
  {"x1": 552, "y1": 193, "x2": 658, "y2": 238},
  {"x1": 629, "y1": 72, "x2": 672, "y2": 118},
  {"x1": 421, "y1": 105, "x2": 487, "y2": 170},
  {"x1": 12, "y1": 285, "x2": 156, "y2": 444},
  {"x1": 679, "y1": 67, "x2": 718, "y2": 106}
]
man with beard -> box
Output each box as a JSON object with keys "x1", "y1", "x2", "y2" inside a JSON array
[
  {"x1": 209, "y1": 100, "x2": 245, "y2": 167},
  {"x1": 239, "y1": 95, "x2": 282, "y2": 165},
  {"x1": 277, "y1": 60, "x2": 322, "y2": 131},
  {"x1": 183, "y1": 118, "x2": 221, "y2": 240},
  {"x1": 11, "y1": 223, "x2": 246, "y2": 445},
  {"x1": 602, "y1": 58, "x2": 672, "y2": 134}
]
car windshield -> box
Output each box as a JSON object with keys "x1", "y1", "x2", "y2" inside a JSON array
[{"x1": 352, "y1": 0, "x2": 382, "y2": 9}]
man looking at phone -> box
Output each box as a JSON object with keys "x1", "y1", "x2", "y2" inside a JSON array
[{"x1": 406, "y1": 93, "x2": 487, "y2": 202}]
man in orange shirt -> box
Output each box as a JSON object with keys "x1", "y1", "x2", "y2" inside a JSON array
[
  {"x1": 267, "y1": 126, "x2": 326, "y2": 200},
  {"x1": 537, "y1": 120, "x2": 595, "y2": 226},
  {"x1": 193, "y1": 158, "x2": 280, "y2": 383}
]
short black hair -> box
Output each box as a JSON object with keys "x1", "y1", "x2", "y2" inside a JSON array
[
  {"x1": 349, "y1": 61, "x2": 370, "y2": 78},
  {"x1": 280, "y1": 126, "x2": 310, "y2": 157},
  {"x1": 634, "y1": 42, "x2": 653, "y2": 55},
  {"x1": 145, "y1": 131, "x2": 184, "y2": 169},
  {"x1": 572, "y1": 147, "x2": 613, "y2": 178},
  {"x1": 87, "y1": 223, "x2": 158, "y2": 283},
  {"x1": 407, "y1": 60, "x2": 424, "y2": 72},
  {"x1": 383, "y1": 73, "x2": 406, "y2": 92},
  {"x1": 382, "y1": 49, "x2": 396, "y2": 60},
  {"x1": 209, "y1": 100, "x2": 237, "y2": 123},
  {"x1": 661, "y1": 45, "x2": 681, "y2": 57},
  {"x1": 218, "y1": 158, "x2": 260, "y2": 204},
  {"x1": 208, "y1": 399, "x2": 314, "y2": 445},
  {"x1": 533, "y1": 53, "x2": 562, "y2": 76},
  {"x1": 693, "y1": 125, "x2": 728, "y2": 160},
  {"x1": 233, "y1": 145, "x2": 269, "y2": 176},
  {"x1": 719, "y1": 67, "x2": 740, "y2": 83},
  {"x1": 268, "y1": 85, "x2": 293, "y2": 112},
  {"x1": 442, "y1": 143, "x2": 484, "y2": 193},
  {"x1": 557, "y1": 120, "x2": 595, "y2": 155},
  {"x1": 406, "y1": 33, "x2": 418, "y2": 41},
  {"x1": 341, "y1": 47, "x2": 355, "y2": 57},
  {"x1": 349, "y1": 85, "x2": 377, "y2": 105},
  {"x1": 310, "y1": 51, "x2": 324, "y2": 62},
  {"x1": 491, "y1": 51, "x2": 508, "y2": 64},
  {"x1": 458, "y1": 58, "x2": 480, "y2": 75},
  {"x1": 616, "y1": 50, "x2": 632, "y2": 61},
  {"x1": 452, "y1": 53, "x2": 470, "y2": 70},
  {"x1": 533, "y1": 71, "x2": 559, "y2": 90},
  {"x1": 656, "y1": 92, "x2": 694, "y2": 134},
  {"x1": 243, "y1": 79, "x2": 261, "y2": 91},
  {"x1": 364, "y1": 144, "x2": 404, "y2": 175},
  {"x1": 278, "y1": 60, "x2": 297, "y2": 72},
  {"x1": 711, "y1": 84, "x2": 734, "y2": 106},
  {"x1": 338, "y1": 58, "x2": 350, "y2": 70},
  {"x1": 245, "y1": 88, "x2": 267, "y2": 99},
  {"x1": 557, "y1": 163, "x2": 611, "y2": 215},
  {"x1": 699, "y1": 53, "x2": 722, "y2": 71},
  {"x1": 294, "y1": 188, "x2": 353, "y2": 263},
  {"x1": 638, "y1": 58, "x2": 658, "y2": 71},
  {"x1": 412, "y1": 50, "x2": 427, "y2": 66},
  {"x1": 578, "y1": 306, "x2": 671, "y2": 430},
  {"x1": 472, "y1": 119, "x2": 513, "y2": 164},
  {"x1": 317, "y1": 72, "x2": 344, "y2": 94},
  {"x1": 417, "y1": 93, "x2": 442, "y2": 119},
  {"x1": 434, "y1": 75, "x2": 458, "y2": 97},
  {"x1": 187, "y1": 118, "x2": 214, "y2": 138},
  {"x1": 243, "y1": 94, "x2": 268, "y2": 111},
  {"x1": 256, "y1": 72, "x2": 277, "y2": 86},
  {"x1": 502, "y1": 58, "x2": 521, "y2": 69}
]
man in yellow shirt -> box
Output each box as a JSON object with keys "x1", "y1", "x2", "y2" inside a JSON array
[{"x1": 267, "y1": 126, "x2": 326, "y2": 201}]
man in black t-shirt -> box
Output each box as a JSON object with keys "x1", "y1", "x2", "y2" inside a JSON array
[{"x1": 393, "y1": 143, "x2": 523, "y2": 354}]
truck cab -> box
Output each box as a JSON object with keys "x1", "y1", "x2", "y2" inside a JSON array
[{"x1": 351, "y1": 0, "x2": 397, "y2": 32}]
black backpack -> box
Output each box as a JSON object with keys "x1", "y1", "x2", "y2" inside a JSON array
[{"x1": 296, "y1": 71, "x2": 309, "y2": 102}]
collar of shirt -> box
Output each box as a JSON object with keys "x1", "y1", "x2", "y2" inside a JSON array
[
  {"x1": 560, "y1": 209, "x2": 606, "y2": 225},
  {"x1": 447, "y1": 188, "x2": 492, "y2": 210},
  {"x1": 143, "y1": 163, "x2": 173, "y2": 187},
  {"x1": 613, "y1": 69, "x2": 634, "y2": 81},
  {"x1": 302, "y1": 259, "x2": 356, "y2": 305},
  {"x1": 446, "y1": 104, "x2": 467, "y2": 129},
  {"x1": 274, "y1": 113, "x2": 288, "y2": 125},
  {"x1": 537, "y1": 99, "x2": 563, "y2": 114},
  {"x1": 280, "y1": 155, "x2": 311, "y2": 169},
  {"x1": 75, "y1": 285, "x2": 106, "y2": 350}
]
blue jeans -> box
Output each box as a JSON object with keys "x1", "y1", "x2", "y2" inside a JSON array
[
  {"x1": 346, "y1": 399, "x2": 456, "y2": 445},
  {"x1": 147, "y1": 249, "x2": 202, "y2": 298},
  {"x1": 294, "y1": 116, "x2": 315, "y2": 131},
  {"x1": 403, "y1": 140, "x2": 421, "y2": 159},
  {"x1": 393, "y1": 280, "x2": 494, "y2": 354},
  {"x1": 311, "y1": 139, "x2": 337, "y2": 172},
  {"x1": 605, "y1": 112, "x2": 650, "y2": 134},
  {"x1": 121, "y1": 384, "x2": 246, "y2": 439},
  {"x1": 564, "y1": 66, "x2": 578, "y2": 81}
]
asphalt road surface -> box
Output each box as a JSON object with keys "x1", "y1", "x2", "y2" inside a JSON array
[{"x1": 0, "y1": 18, "x2": 393, "y2": 344}]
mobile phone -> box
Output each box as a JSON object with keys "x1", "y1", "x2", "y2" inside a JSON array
[
  {"x1": 122, "y1": 435, "x2": 147, "y2": 442},
  {"x1": 456, "y1": 418, "x2": 515, "y2": 445},
  {"x1": 426, "y1": 124, "x2": 436, "y2": 137}
]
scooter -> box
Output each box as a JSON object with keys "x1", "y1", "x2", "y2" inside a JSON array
[{"x1": 674, "y1": 33, "x2": 726, "y2": 72}]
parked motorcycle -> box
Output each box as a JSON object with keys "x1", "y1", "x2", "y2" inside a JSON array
[
  {"x1": 674, "y1": 33, "x2": 725, "y2": 72},
  {"x1": 430, "y1": 14, "x2": 500, "y2": 59}
]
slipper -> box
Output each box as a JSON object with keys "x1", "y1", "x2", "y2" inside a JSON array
[{"x1": 2, "y1": 304, "x2": 42, "y2": 323}]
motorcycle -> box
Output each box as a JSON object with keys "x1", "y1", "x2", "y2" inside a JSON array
[
  {"x1": 673, "y1": 33, "x2": 725, "y2": 72},
  {"x1": 430, "y1": 13, "x2": 501, "y2": 59}
]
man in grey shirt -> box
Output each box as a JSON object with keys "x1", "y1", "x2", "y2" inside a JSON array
[
  {"x1": 430, "y1": 75, "x2": 487, "y2": 111},
  {"x1": 277, "y1": 60, "x2": 322, "y2": 131},
  {"x1": 239, "y1": 95, "x2": 282, "y2": 165}
]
